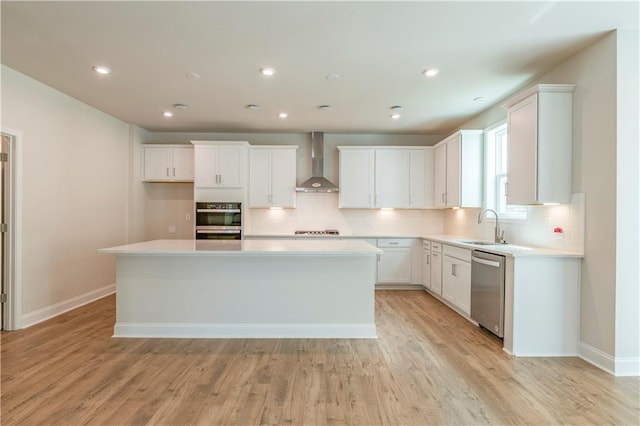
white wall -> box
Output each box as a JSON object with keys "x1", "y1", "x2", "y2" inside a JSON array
[
  {"x1": 614, "y1": 29, "x2": 639, "y2": 371},
  {"x1": 444, "y1": 30, "x2": 639, "y2": 374},
  {"x1": 1, "y1": 65, "x2": 130, "y2": 326}
]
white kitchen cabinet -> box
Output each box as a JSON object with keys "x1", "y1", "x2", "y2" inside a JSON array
[
  {"x1": 249, "y1": 146, "x2": 297, "y2": 208},
  {"x1": 429, "y1": 241, "x2": 443, "y2": 295},
  {"x1": 409, "y1": 149, "x2": 434, "y2": 208},
  {"x1": 422, "y1": 240, "x2": 431, "y2": 289},
  {"x1": 503, "y1": 84, "x2": 575, "y2": 205},
  {"x1": 377, "y1": 239, "x2": 411, "y2": 285},
  {"x1": 143, "y1": 145, "x2": 194, "y2": 182},
  {"x1": 432, "y1": 130, "x2": 483, "y2": 208},
  {"x1": 375, "y1": 149, "x2": 409, "y2": 208},
  {"x1": 338, "y1": 148, "x2": 375, "y2": 208},
  {"x1": 338, "y1": 146, "x2": 433, "y2": 209},
  {"x1": 441, "y1": 245, "x2": 472, "y2": 315},
  {"x1": 191, "y1": 141, "x2": 249, "y2": 188}
]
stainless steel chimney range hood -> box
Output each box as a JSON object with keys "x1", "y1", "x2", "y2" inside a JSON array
[{"x1": 295, "y1": 132, "x2": 339, "y2": 193}]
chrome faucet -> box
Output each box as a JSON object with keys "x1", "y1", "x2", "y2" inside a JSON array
[{"x1": 478, "y1": 209, "x2": 506, "y2": 244}]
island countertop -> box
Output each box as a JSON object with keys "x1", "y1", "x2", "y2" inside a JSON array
[{"x1": 99, "y1": 239, "x2": 382, "y2": 256}]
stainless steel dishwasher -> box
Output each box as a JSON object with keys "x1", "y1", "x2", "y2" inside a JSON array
[{"x1": 470, "y1": 250, "x2": 506, "y2": 338}]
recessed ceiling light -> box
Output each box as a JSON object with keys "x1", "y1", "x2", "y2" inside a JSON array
[
  {"x1": 173, "y1": 103, "x2": 188, "y2": 109},
  {"x1": 186, "y1": 72, "x2": 200, "y2": 80},
  {"x1": 260, "y1": 67, "x2": 276, "y2": 76},
  {"x1": 422, "y1": 68, "x2": 439, "y2": 77},
  {"x1": 473, "y1": 97, "x2": 486, "y2": 102},
  {"x1": 390, "y1": 113, "x2": 401, "y2": 120},
  {"x1": 326, "y1": 74, "x2": 341, "y2": 80},
  {"x1": 319, "y1": 105, "x2": 332, "y2": 111},
  {"x1": 247, "y1": 104, "x2": 260, "y2": 110},
  {"x1": 163, "y1": 111, "x2": 173, "y2": 118},
  {"x1": 278, "y1": 112, "x2": 288, "y2": 119},
  {"x1": 93, "y1": 65, "x2": 111, "y2": 75}
]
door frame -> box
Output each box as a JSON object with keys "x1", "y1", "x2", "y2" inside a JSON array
[{"x1": 1, "y1": 128, "x2": 23, "y2": 330}]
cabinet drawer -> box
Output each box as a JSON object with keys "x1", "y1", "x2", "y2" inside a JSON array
[
  {"x1": 422, "y1": 240, "x2": 431, "y2": 250},
  {"x1": 377, "y1": 238, "x2": 412, "y2": 248},
  {"x1": 430, "y1": 241, "x2": 443, "y2": 252},
  {"x1": 443, "y1": 244, "x2": 471, "y2": 262}
]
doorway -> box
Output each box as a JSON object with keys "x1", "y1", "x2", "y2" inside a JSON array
[{"x1": 1, "y1": 130, "x2": 21, "y2": 331}]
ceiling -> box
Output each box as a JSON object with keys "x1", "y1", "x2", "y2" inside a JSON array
[{"x1": 1, "y1": 1, "x2": 637, "y2": 134}]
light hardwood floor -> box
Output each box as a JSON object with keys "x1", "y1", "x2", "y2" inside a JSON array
[{"x1": 2, "y1": 290, "x2": 638, "y2": 425}]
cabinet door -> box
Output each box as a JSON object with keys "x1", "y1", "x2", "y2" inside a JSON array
[
  {"x1": 446, "y1": 135, "x2": 461, "y2": 207},
  {"x1": 409, "y1": 149, "x2": 426, "y2": 208},
  {"x1": 375, "y1": 149, "x2": 409, "y2": 208},
  {"x1": 434, "y1": 144, "x2": 447, "y2": 208},
  {"x1": 270, "y1": 149, "x2": 296, "y2": 208},
  {"x1": 456, "y1": 261, "x2": 472, "y2": 315},
  {"x1": 249, "y1": 149, "x2": 272, "y2": 207},
  {"x1": 430, "y1": 251, "x2": 442, "y2": 295},
  {"x1": 194, "y1": 146, "x2": 219, "y2": 187},
  {"x1": 339, "y1": 149, "x2": 375, "y2": 208},
  {"x1": 442, "y1": 256, "x2": 457, "y2": 305},
  {"x1": 422, "y1": 245, "x2": 431, "y2": 289},
  {"x1": 172, "y1": 147, "x2": 194, "y2": 181},
  {"x1": 507, "y1": 93, "x2": 538, "y2": 204},
  {"x1": 377, "y1": 247, "x2": 411, "y2": 284},
  {"x1": 217, "y1": 146, "x2": 244, "y2": 188},
  {"x1": 143, "y1": 147, "x2": 172, "y2": 181}
]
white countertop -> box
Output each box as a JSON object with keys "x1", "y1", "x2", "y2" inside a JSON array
[
  {"x1": 422, "y1": 235, "x2": 584, "y2": 258},
  {"x1": 99, "y1": 239, "x2": 382, "y2": 256},
  {"x1": 244, "y1": 233, "x2": 583, "y2": 258}
]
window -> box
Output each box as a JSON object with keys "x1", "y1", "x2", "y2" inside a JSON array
[{"x1": 485, "y1": 122, "x2": 527, "y2": 220}]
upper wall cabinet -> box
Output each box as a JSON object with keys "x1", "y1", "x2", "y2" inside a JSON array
[
  {"x1": 433, "y1": 130, "x2": 483, "y2": 208},
  {"x1": 249, "y1": 146, "x2": 298, "y2": 208},
  {"x1": 143, "y1": 145, "x2": 194, "y2": 182},
  {"x1": 338, "y1": 146, "x2": 434, "y2": 209},
  {"x1": 503, "y1": 84, "x2": 575, "y2": 205},
  {"x1": 191, "y1": 141, "x2": 249, "y2": 188}
]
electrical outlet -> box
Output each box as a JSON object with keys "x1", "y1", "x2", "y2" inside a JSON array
[
  {"x1": 185, "y1": 213, "x2": 191, "y2": 221},
  {"x1": 168, "y1": 225, "x2": 177, "y2": 234}
]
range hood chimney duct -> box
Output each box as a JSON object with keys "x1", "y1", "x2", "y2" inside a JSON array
[{"x1": 295, "y1": 132, "x2": 339, "y2": 193}]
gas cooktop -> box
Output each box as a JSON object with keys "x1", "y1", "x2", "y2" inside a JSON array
[{"x1": 294, "y1": 229, "x2": 340, "y2": 236}]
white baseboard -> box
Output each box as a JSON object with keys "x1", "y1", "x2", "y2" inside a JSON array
[
  {"x1": 21, "y1": 283, "x2": 115, "y2": 328},
  {"x1": 114, "y1": 323, "x2": 378, "y2": 339},
  {"x1": 578, "y1": 341, "x2": 640, "y2": 376}
]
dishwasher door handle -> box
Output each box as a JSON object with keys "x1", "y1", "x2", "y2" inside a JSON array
[{"x1": 471, "y1": 256, "x2": 501, "y2": 268}]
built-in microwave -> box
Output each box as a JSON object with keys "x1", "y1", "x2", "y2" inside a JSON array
[{"x1": 195, "y1": 202, "x2": 242, "y2": 240}]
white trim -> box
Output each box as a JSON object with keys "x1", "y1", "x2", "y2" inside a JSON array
[
  {"x1": 578, "y1": 341, "x2": 615, "y2": 375},
  {"x1": 113, "y1": 323, "x2": 377, "y2": 339},
  {"x1": 1, "y1": 127, "x2": 23, "y2": 330},
  {"x1": 21, "y1": 284, "x2": 115, "y2": 328},
  {"x1": 614, "y1": 357, "x2": 640, "y2": 377}
]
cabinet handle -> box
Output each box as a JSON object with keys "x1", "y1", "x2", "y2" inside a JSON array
[
  {"x1": 218, "y1": 174, "x2": 222, "y2": 185},
  {"x1": 505, "y1": 182, "x2": 509, "y2": 197},
  {"x1": 389, "y1": 242, "x2": 398, "y2": 245},
  {"x1": 173, "y1": 167, "x2": 176, "y2": 177},
  {"x1": 427, "y1": 254, "x2": 430, "y2": 265},
  {"x1": 445, "y1": 192, "x2": 448, "y2": 206},
  {"x1": 166, "y1": 167, "x2": 170, "y2": 177},
  {"x1": 452, "y1": 263, "x2": 457, "y2": 277}
]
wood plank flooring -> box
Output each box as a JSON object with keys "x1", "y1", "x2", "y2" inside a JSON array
[{"x1": 2, "y1": 290, "x2": 638, "y2": 425}]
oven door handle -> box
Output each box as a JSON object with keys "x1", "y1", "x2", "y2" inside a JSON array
[
  {"x1": 471, "y1": 256, "x2": 501, "y2": 268},
  {"x1": 196, "y1": 229, "x2": 241, "y2": 234},
  {"x1": 196, "y1": 209, "x2": 241, "y2": 213}
]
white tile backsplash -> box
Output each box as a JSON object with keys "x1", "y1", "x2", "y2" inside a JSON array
[
  {"x1": 443, "y1": 193, "x2": 585, "y2": 253},
  {"x1": 246, "y1": 193, "x2": 445, "y2": 236}
]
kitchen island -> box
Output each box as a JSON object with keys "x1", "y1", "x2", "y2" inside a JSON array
[{"x1": 98, "y1": 239, "x2": 381, "y2": 339}]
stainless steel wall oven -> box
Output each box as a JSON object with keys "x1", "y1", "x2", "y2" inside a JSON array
[{"x1": 195, "y1": 202, "x2": 242, "y2": 240}]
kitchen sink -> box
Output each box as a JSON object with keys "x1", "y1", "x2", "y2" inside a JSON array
[{"x1": 457, "y1": 240, "x2": 501, "y2": 246}]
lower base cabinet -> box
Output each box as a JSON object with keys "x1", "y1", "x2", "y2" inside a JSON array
[
  {"x1": 441, "y1": 245, "x2": 472, "y2": 315},
  {"x1": 377, "y1": 239, "x2": 411, "y2": 284}
]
